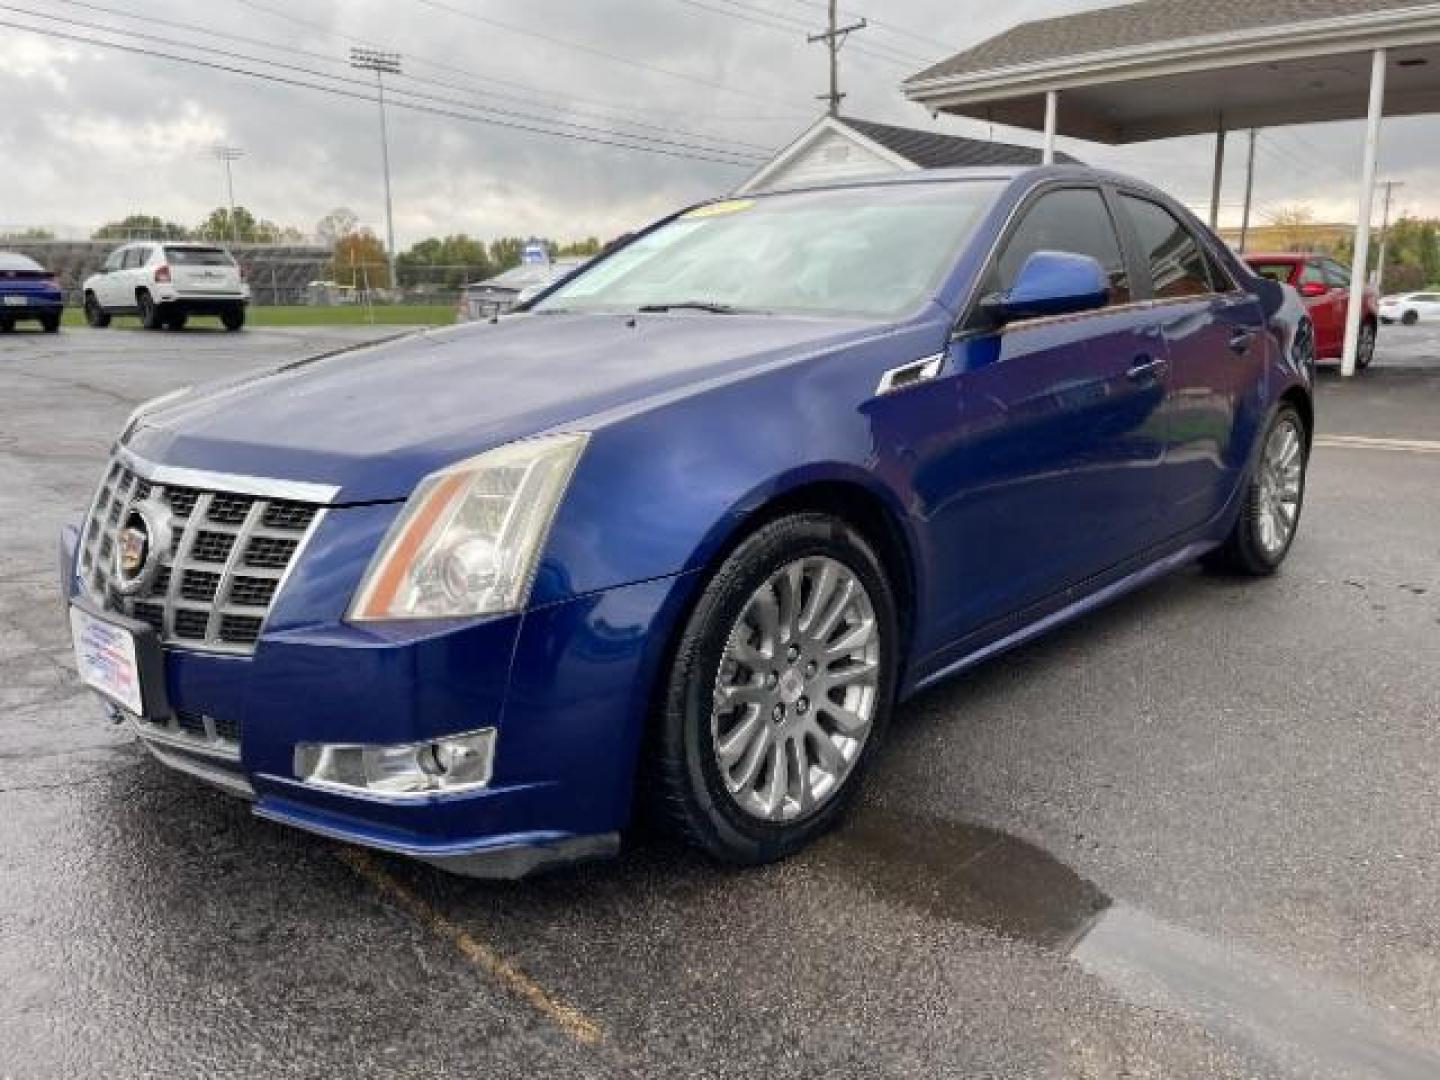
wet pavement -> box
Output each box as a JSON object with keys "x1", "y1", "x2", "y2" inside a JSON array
[{"x1": 3, "y1": 324, "x2": 1439, "y2": 1077}]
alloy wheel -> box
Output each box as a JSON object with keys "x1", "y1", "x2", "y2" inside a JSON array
[
  {"x1": 711, "y1": 556, "x2": 881, "y2": 823},
  {"x1": 1256, "y1": 418, "x2": 1304, "y2": 557}
]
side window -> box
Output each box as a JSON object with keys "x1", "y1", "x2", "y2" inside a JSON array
[
  {"x1": 1120, "y1": 195, "x2": 1212, "y2": 299},
  {"x1": 1322, "y1": 260, "x2": 1350, "y2": 288},
  {"x1": 102, "y1": 250, "x2": 124, "y2": 272},
  {"x1": 1298, "y1": 263, "x2": 1327, "y2": 290},
  {"x1": 986, "y1": 187, "x2": 1130, "y2": 306},
  {"x1": 122, "y1": 247, "x2": 147, "y2": 270}
]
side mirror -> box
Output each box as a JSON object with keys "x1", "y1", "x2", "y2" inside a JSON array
[
  {"x1": 1298, "y1": 281, "x2": 1328, "y2": 298},
  {"x1": 982, "y1": 250, "x2": 1109, "y2": 325}
]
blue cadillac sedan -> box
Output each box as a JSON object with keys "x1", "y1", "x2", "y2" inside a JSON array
[{"x1": 61, "y1": 166, "x2": 1314, "y2": 876}]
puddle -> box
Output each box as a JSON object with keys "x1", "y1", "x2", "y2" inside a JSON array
[
  {"x1": 816, "y1": 802, "x2": 1440, "y2": 1078},
  {"x1": 814, "y1": 803, "x2": 1110, "y2": 951}
]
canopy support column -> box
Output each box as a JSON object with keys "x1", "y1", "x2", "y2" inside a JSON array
[
  {"x1": 1209, "y1": 115, "x2": 1226, "y2": 229},
  {"x1": 1042, "y1": 90, "x2": 1057, "y2": 164},
  {"x1": 1342, "y1": 48, "x2": 1387, "y2": 378}
]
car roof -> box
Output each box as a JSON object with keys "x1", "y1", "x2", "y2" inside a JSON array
[
  {"x1": 739, "y1": 163, "x2": 1175, "y2": 202},
  {"x1": 0, "y1": 252, "x2": 44, "y2": 271}
]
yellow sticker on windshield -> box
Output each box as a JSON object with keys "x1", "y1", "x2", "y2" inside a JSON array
[{"x1": 683, "y1": 199, "x2": 754, "y2": 219}]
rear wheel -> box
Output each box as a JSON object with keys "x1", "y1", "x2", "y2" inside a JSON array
[
  {"x1": 0, "y1": 317, "x2": 13, "y2": 333},
  {"x1": 83, "y1": 293, "x2": 110, "y2": 328},
  {"x1": 1356, "y1": 321, "x2": 1376, "y2": 370},
  {"x1": 39, "y1": 313, "x2": 60, "y2": 333},
  {"x1": 221, "y1": 306, "x2": 245, "y2": 332},
  {"x1": 137, "y1": 290, "x2": 161, "y2": 330},
  {"x1": 651, "y1": 513, "x2": 897, "y2": 864},
  {"x1": 1402, "y1": 309, "x2": 1419, "y2": 326},
  {"x1": 1205, "y1": 405, "x2": 1307, "y2": 576},
  {"x1": 164, "y1": 311, "x2": 188, "y2": 331}
]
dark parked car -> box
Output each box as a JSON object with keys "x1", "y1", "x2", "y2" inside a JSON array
[
  {"x1": 0, "y1": 252, "x2": 63, "y2": 332},
  {"x1": 62, "y1": 167, "x2": 1312, "y2": 877}
]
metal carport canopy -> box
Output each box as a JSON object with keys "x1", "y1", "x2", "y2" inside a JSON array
[{"x1": 904, "y1": 0, "x2": 1440, "y2": 376}]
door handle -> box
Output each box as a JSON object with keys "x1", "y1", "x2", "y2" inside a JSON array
[
  {"x1": 1127, "y1": 354, "x2": 1168, "y2": 381},
  {"x1": 1228, "y1": 328, "x2": 1256, "y2": 353}
]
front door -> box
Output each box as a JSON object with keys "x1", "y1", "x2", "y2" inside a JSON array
[{"x1": 875, "y1": 185, "x2": 1169, "y2": 658}]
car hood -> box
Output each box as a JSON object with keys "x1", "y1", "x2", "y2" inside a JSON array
[{"x1": 125, "y1": 311, "x2": 883, "y2": 502}]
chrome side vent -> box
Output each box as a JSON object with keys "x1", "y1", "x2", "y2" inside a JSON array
[{"x1": 876, "y1": 354, "x2": 944, "y2": 395}]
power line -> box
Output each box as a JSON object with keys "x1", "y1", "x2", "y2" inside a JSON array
[
  {"x1": 673, "y1": 0, "x2": 932, "y2": 68},
  {"x1": 1, "y1": 6, "x2": 771, "y2": 164},
  {"x1": 783, "y1": 0, "x2": 959, "y2": 54},
  {"x1": 45, "y1": 0, "x2": 781, "y2": 155},
  {"x1": 0, "y1": 17, "x2": 770, "y2": 167}
]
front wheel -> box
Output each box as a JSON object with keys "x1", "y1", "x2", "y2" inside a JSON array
[
  {"x1": 651, "y1": 513, "x2": 898, "y2": 864},
  {"x1": 1402, "y1": 309, "x2": 1419, "y2": 326},
  {"x1": 1205, "y1": 405, "x2": 1308, "y2": 576},
  {"x1": 1356, "y1": 321, "x2": 1376, "y2": 370},
  {"x1": 83, "y1": 293, "x2": 110, "y2": 328}
]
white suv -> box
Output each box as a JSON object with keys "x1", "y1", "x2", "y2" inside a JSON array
[{"x1": 83, "y1": 242, "x2": 250, "y2": 331}]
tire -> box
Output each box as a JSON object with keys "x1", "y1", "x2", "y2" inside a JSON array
[
  {"x1": 651, "y1": 512, "x2": 898, "y2": 865},
  {"x1": 1402, "y1": 309, "x2": 1419, "y2": 326},
  {"x1": 39, "y1": 313, "x2": 60, "y2": 333},
  {"x1": 1205, "y1": 405, "x2": 1308, "y2": 576},
  {"x1": 137, "y1": 290, "x2": 161, "y2": 330},
  {"x1": 0, "y1": 317, "x2": 12, "y2": 333},
  {"x1": 83, "y1": 293, "x2": 110, "y2": 328},
  {"x1": 164, "y1": 311, "x2": 188, "y2": 331},
  {"x1": 221, "y1": 307, "x2": 245, "y2": 332},
  {"x1": 1356, "y1": 320, "x2": 1376, "y2": 370}
]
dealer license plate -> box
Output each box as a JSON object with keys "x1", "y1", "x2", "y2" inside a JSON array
[{"x1": 69, "y1": 605, "x2": 144, "y2": 715}]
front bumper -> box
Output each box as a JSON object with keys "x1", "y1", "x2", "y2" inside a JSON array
[{"x1": 60, "y1": 519, "x2": 685, "y2": 877}]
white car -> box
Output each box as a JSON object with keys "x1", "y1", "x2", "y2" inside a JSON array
[
  {"x1": 83, "y1": 242, "x2": 250, "y2": 331},
  {"x1": 1378, "y1": 291, "x2": 1440, "y2": 326}
]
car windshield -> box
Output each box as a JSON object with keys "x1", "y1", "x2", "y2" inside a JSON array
[
  {"x1": 166, "y1": 247, "x2": 234, "y2": 266},
  {"x1": 1248, "y1": 261, "x2": 1297, "y2": 284},
  {"x1": 533, "y1": 181, "x2": 1004, "y2": 318}
]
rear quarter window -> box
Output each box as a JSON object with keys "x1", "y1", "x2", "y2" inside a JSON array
[{"x1": 166, "y1": 248, "x2": 235, "y2": 266}]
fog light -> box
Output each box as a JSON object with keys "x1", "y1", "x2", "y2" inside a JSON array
[{"x1": 294, "y1": 729, "x2": 495, "y2": 798}]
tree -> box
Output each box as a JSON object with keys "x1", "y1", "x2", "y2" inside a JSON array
[
  {"x1": 555, "y1": 237, "x2": 602, "y2": 258},
  {"x1": 1263, "y1": 205, "x2": 1318, "y2": 251},
  {"x1": 397, "y1": 234, "x2": 492, "y2": 289},
  {"x1": 197, "y1": 205, "x2": 260, "y2": 242},
  {"x1": 332, "y1": 228, "x2": 390, "y2": 288},
  {"x1": 316, "y1": 208, "x2": 360, "y2": 247},
  {"x1": 488, "y1": 237, "x2": 528, "y2": 272},
  {"x1": 93, "y1": 214, "x2": 188, "y2": 241},
  {"x1": 1, "y1": 227, "x2": 55, "y2": 241}
]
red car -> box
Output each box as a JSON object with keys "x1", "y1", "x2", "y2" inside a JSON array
[{"x1": 1244, "y1": 253, "x2": 1378, "y2": 369}]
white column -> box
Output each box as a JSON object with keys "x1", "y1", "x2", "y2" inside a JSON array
[
  {"x1": 1209, "y1": 116, "x2": 1226, "y2": 229},
  {"x1": 1042, "y1": 90, "x2": 1057, "y2": 164},
  {"x1": 1342, "y1": 48, "x2": 1387, "y2": 378}
]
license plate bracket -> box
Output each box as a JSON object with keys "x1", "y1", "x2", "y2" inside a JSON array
[{"x1": 69, "y1": 597, "x2": 170, "y2": 719}]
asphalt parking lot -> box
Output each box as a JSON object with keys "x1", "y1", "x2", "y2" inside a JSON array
[{"x1": 3, "y1": 322, "x2": 1439, "y2": 1078}]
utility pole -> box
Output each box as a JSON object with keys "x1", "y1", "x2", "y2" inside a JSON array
[
  {"x1": 211, "y1": 145, "x2": 244, "y2": 245},
  {"x1": 807, "y1": 0, "x2": 866, "y2": 116},
  {"x1": 1374, "y1": 180, "x2": 1404, "y2": 293},
  {"x1": 1238, "y1": 128, "x2": 1257, "y2": 253},
  {"x1": 349, "y1": 47, "x2": 401, "y2": 291}
]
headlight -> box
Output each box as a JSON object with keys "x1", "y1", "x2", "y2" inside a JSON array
[{"x1": 348, "y1": 432, "x2": 588, "y2": 621}]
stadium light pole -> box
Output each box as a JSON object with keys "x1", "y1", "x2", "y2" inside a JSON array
[
  {"x1": 349, "y1": 47, "x2": 401, "y2": 290},
  {"x1": 211, "y1": 145, "x2": 245, "y2": 244}
]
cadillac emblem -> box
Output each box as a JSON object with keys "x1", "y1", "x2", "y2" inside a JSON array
[{"x1": 113, "y1": 497, "x2": 171, "y2": 596}]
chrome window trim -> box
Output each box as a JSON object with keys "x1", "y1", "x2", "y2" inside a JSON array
[
  {"x1": 995, "y1": 292, "x2": 1232, "y2": 336},
  {"x1": 114, "y1": 443, "x2": 341, "y2": 505}
]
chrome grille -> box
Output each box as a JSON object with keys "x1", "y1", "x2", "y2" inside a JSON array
[{"x1": 77, "y1": 452, "x2": 324, "y2": 655}]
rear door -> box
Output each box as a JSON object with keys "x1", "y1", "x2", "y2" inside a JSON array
[
  {"x1": 165, "y1": 246, "x2": 241, "y2": 295},
  {"x1": 890, "y1": 184, "x2": 1170, "y2": 652},
  {"x1": 1317, "y1": 258, "x2": 1353, "y2": 355},
  {"x1": 1117, "y1": 192, "x2": 1264, "y2": 534}
]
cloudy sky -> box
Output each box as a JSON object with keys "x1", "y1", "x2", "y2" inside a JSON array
[{"x1": 2, "y1": 0, "x2": 1439, "y2": 246}]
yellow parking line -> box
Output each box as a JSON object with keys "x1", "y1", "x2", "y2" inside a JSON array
[
  {"x1": 338, "y1": 848, "x2": 606, "y2": 1046},
  {"x1": 1314, "y1": 435, "x2": 1440, "y2": 455}
]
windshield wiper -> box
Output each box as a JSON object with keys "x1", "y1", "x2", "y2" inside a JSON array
[{"x1": 636, "y1": 301, "x2": 742, "y2": 314}]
